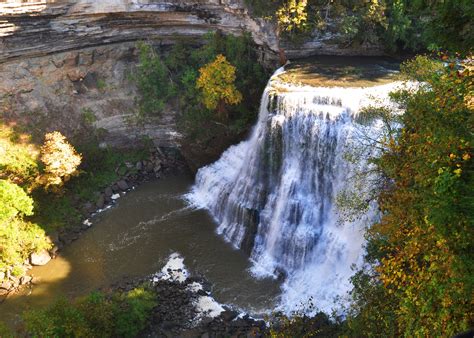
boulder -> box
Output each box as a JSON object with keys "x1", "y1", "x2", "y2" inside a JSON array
[
  {"x1": 0, "y1": 280, "x2": 12, "y2": 290},
  {"x1": 30, "y1": 249, "x2": 51, "y2": 266},
  {"x1": 117, "y1": 180, "x2": 128, "y2": 191},
  {"x1": 20, "y1": 275, "x2": 32, "y2": 285},
  {"x1": 96, "y1": 194, "x2": 105, "y2": 209},
  {"x1": 136, "y1": 161, "x2": 143, "y2": 171},
  {"x1": 221, "y1": 309, "x2": 238, "y2": 322},
  {"x1": 145, "y1": 161, "x2": 154, "y2": 173},
  {"x1": 104, "y1": 186, "x2": 113, "y2": 197}
]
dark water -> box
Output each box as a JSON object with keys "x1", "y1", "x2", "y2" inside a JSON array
[{"x1": 1, "y1": 174, "x2": 281, "y2": 327}]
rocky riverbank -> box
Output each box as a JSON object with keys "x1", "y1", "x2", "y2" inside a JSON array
[
  {"x1": 109, "y1": 253, "x2": 266, "y2": 338},
  {"x1": 0, "y1": 147, "x2": 188, "y2": 300}
]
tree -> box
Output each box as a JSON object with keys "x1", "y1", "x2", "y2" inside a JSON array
[
  {"x1": 196, "y1": 54, "x2": 243, "y2": 121},
  {"x1": 276, "y1": 0, "x2": 309, "y2": 35},
  {"x1": 345, "y1": 56, "x2": 474, "y2": 336},
  {"x1": 0, "y1": 179, "x2": 33, "y2": 223},
  {"x1": 134, "y1": 42, "x2": 175, "y2": 117},
  {"x1": 39, "y1": 131, "x2": 81, "y2": 190}
]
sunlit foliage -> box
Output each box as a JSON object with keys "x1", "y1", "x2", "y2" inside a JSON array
[
  {"x1": 38, "y1": 131, "x2": 82, "y2": 190},
  {"x1": 0, "y1": 179, "x2": 33, "y2": 223},
  {"x1": 24, "y1": 287, "x2": 156, "y2": 338},
  {"x1": 196, "y1": 54, "x2": 243, "y2": 120},
  {"x1": 0, "y1": 124, "x2": 39, "y2": 186},
  {"x1": 276, "y1": 0, "x2": 309, "y2": 34},
  {"x1": 346, "y1": 55, "x2": 474, "y2": 336}
]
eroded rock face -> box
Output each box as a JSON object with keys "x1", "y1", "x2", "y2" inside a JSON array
[
  {"x1": 0, "y1": 0, "x2": 278, "y2": 63},
  {"x1": 0, "y1": 0, "x2": 279, "y2": 151},
  {"x1": 0, "y1": 43, "x2": 182, "y2": 148},
  {"x1": 0, "y1": 0, "x2": 383, "y2": 153}
]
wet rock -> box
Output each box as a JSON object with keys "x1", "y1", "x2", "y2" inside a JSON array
[
  {"x1": 136, "y1": 161, "x2": 143, "y2": 171},
  {"x1": 146, "y1": 161, "x2": 154, "y2": 173},
  {"x1": 112, "y1": 184, "x2": 120, "y2": 193},
  {"x1": 30, "y1": 249, "x2": 51, "y2": 266},
  {"x1": 117, "y1": 180, "x2": 128, "y2": 191},
  {"x1": 104, "y1": 186, "x2": 113, "y2": 197},
  {"x1": 49, "y1": 246, "x2": 60, "y2": 256},
  {"x1": 83, "y1": 201, "x2": 95, "y2": 215},
  {"x1": 20, "y1": 275, "x2": 32, "y2": 285},
  {"x1": 0, "y1": 280, "x2": 12, "y2": 290},
  {"x1": 221, "y1": 309, "x2": 238, "y2": 322},
  {"x1": 47, "y1": 232, "x2": 60, "y2": 245},
  {"x1": 96, "y1": 194, "x2": 105, "y2": 209}
]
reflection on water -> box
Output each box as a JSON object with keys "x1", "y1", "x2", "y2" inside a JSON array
[{"x1": 2, "y1": 174, "x2": 281, "y2": 328}]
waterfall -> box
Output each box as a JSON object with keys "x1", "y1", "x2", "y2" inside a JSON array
[{"x1": 187, "y1": 68, "x2": 402, "y2": 313}]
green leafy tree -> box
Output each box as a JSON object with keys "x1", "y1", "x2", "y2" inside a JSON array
[
  {"x1": 345, "y1": 56, "x2": 473, "y2": 336},
  {"x1": 0, "y1": 179, "x2": 33, "y2": 223},
  {"x1": 134, "y1": 42, "x2": 175, "y2": 117},
  {"x1": 24, "y1": 287, "x2": 156, "y2": 338}
]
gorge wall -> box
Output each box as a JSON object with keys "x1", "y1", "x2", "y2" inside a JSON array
[{"x1": 0, "y1": 0, "x2": 384, "y2": 155}]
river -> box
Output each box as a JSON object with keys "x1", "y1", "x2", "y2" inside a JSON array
[{"x1": 2, "y1": 174, "x2": 281, "y2": 327}]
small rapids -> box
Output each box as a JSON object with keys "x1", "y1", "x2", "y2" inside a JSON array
[{"x1": 187, "y1": 67, "x2": 403, "y2": 313}]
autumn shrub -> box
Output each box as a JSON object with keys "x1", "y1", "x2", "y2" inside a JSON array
[
  {"x1": 345, "y1": 56, "x2": 473, "y2": 336},
  {"x1": 0, "y1": 124, "x2": 39, "y2": 186},
  {"x1": 38, "y1": 131, "x2": 82, "y2": 190}
]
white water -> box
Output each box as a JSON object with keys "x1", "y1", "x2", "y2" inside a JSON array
[{"x1": 187, "y1": 68, "x2": 402, "y2": 314}]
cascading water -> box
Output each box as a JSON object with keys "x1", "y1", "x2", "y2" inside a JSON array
[{"x1": 187, "y1": 67, "x2": 402, "y2": 313}]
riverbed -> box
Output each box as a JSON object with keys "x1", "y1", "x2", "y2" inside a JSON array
[{"x1": 2, "y1": 174, "x2": 281, "y2": 327}]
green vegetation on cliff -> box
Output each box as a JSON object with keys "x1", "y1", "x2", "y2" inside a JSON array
[
  {"x1": 247, "y1": 0, "x2": 473, "y2": 53},
  {"x1": 133, "y1": 32, "x2": 269, "y2": 141}
]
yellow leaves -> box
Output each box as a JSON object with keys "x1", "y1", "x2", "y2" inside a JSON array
[
  {"x1": 462, "y1": 153, "x2": 471, "y2": 161},
  {"x1": 196, "y1": 54, "x2": 242, "y2": 116},
  {"x1": 276, "y1": 0, "x2": 308, "y2": 33},
  {"x1": 38, "y1": 131, "x2": 81, "y2": 191}
]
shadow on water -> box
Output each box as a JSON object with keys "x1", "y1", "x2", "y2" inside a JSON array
[{"x1": 1, "y1": 173, "x2": 281, "y2": 330}]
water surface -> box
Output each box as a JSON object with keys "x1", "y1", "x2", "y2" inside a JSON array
[{"x1": 2, "y1": 174, "x2": 281, "y2": 327}]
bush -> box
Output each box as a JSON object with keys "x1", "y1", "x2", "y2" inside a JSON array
[
  {"x1": 23, "y1": 287, "x2": 157, "y2": 338},
  {"x1": 38, "y1": 131, "x2": 82, "y2": 190},
  {"x1": 0, "y1": 180, "x2": 33, "y2": 223},
  {"x1": 345, "y1": 56, "x2": 473, "y2": 336}
]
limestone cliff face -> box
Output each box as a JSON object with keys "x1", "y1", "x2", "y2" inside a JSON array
[
  {"x1": 0, "y1": 0, "x2": 278, "y2": 150},
  {"x1": 0, "y1": 0, "x2": 278, "y2": 63},
  {"x1": 0, "y1": 0, "x2": 383, "y2": 154}
]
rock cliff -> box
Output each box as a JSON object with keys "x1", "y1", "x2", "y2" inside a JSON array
[{"x1": 0, "y1": 0, "x2": 383, "y2": 154}]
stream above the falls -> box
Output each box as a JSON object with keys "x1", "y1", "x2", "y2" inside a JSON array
[{"x1": 1, "y1": 174, "x2": 281, "y2": 327}]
